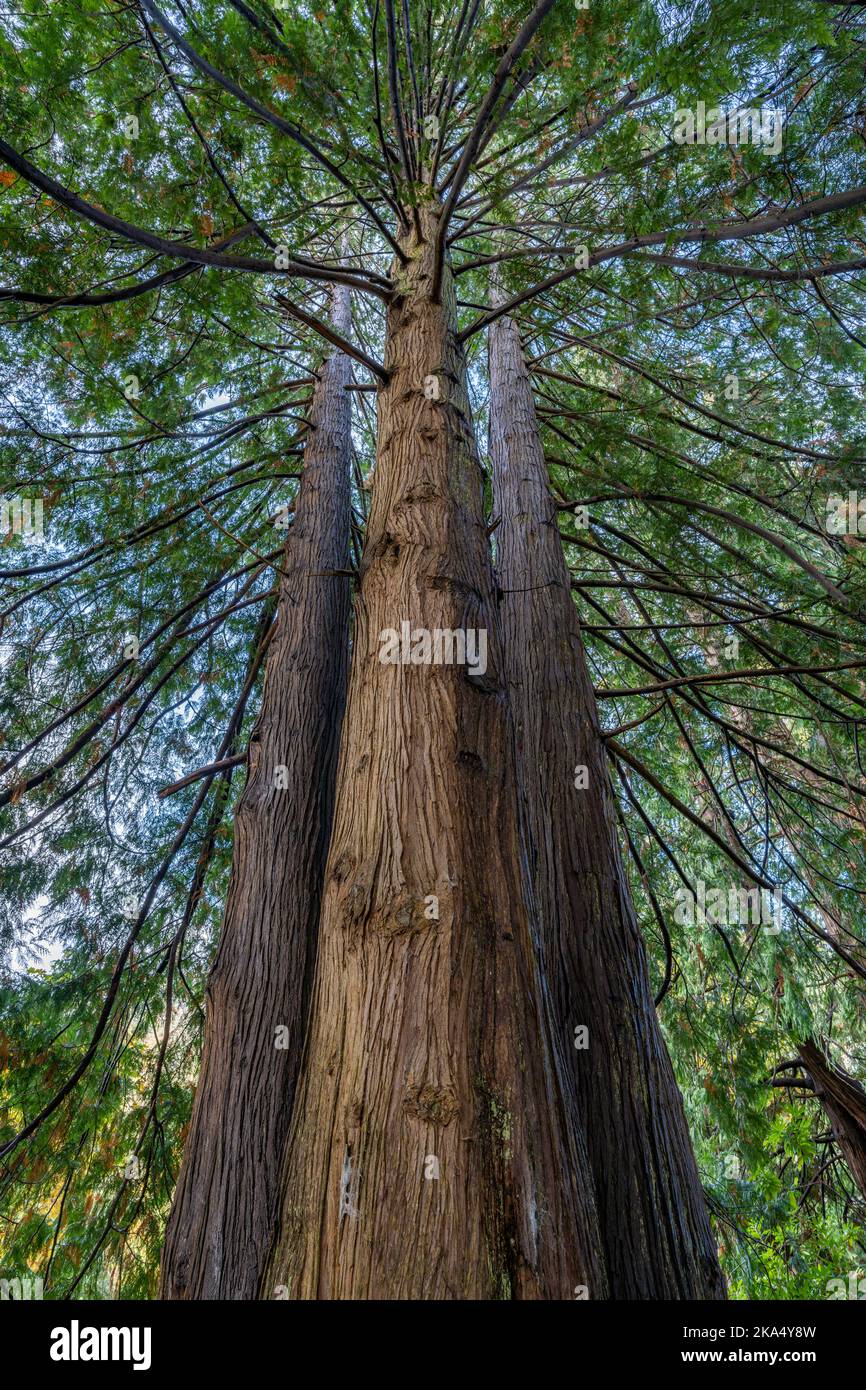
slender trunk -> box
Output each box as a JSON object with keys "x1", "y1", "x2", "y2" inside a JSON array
[
  {"x1": 160, "y1": 285, "x2": 353, "y2": 1299},
  {"x1": 799, "y1": 1039, "x2": 866, "y2": 1201},
  {"x1": 264, "y1": 205, "x2": 605, "y2": 1300},
  {"x1": 487, "y1": 297, "x2": 725, "y2": 1299}
]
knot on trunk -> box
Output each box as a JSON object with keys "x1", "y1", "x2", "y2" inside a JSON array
[
  {"x1": 403, "y1": 1082, "x2": 459, "y2": 1126},
  {"x1": 370, "y1": 888, "x2": 443, "y2": 938}
]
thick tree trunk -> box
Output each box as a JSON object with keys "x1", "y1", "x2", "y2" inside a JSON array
[
  {"x1": 799, "y1": 1039, "x2": 866, "y2": 1201},
  {"x1": 487, "y1": 298, "x2": 725, "y2": 1299},
  {"x1": 264, "y1": 205, "x2": 605, "y2": 1300},
  {"x1": 159, "y1": 285, "x2": 353, "y2": 1299}
]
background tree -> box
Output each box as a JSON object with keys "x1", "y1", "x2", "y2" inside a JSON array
[
  {"x1": 159, "y1": 279, "x2": 353, "y2": 1301},
  {"x1": 488, "y1": 281, "x2": 722, "y2": 1297}
]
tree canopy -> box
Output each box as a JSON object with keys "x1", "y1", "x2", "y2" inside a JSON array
[{"x1": 1, "y1": 0, "x2": 865, "y2": 1299}]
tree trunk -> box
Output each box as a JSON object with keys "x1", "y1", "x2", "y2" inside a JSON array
[
  {"x1": 799, "y1": 1039, "x2": 866, "y2": 1201},
  {"x1": 263, "y1": 205, "x2": 605, "y2": 1300},
  {"x1": 160, "y1": 284, "x2": 353, "y2": 1299},
  {"x1": 487, "y1": 296, "x2": 725, "y2": 1299}
]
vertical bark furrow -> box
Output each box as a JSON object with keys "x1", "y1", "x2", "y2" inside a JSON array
[
  {"x1": 265, "y1": 205, "x2": 605, "y2": 1301},
  {"x1": 159, "y1": 284, "x2": 353, "y2": 1300},
  {"x1": 488, "y1": 298, "x2": 725, "y2": 1300}
]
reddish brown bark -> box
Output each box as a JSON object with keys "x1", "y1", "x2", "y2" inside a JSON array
[
  {"x1": 159, "y1": 284, "x2": 353, "y2": 1299},
  {"x1": 799, "y1": 1039, "x2": 866, "y2": 1201},
  {"x1": 263, "y1": 205, "x2": 605, "y2": 1300},
  {"x1": 487, "y1": 296, "x2": 725, "y2": 1299}
]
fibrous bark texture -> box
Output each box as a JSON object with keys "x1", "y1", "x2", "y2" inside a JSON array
[
  {"x1": 487, "y1": 297, "x2": 725, "y2": 1299},
  {"x1": 799, "y1": 1039, "x2": 866, "y2": 1201},
  {"x1": 264, "y1": 206, "x2": 605, "y2": 1300},
  {"x1": 160, "y1": 284, "x2": 353, "y2": 1299}
]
